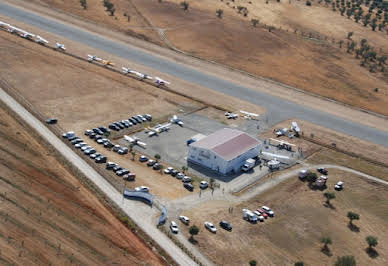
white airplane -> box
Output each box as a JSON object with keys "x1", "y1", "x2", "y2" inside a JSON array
[
  {"x1": 132, "y1": 71, "x2": 153, "y2": 80},
  {"x1": 55, "y1": 43, "x2": 66, "y2": 51},
  {"x1": 269, "y1": 138, "x2": 296, "y2": 147},
  {"x1": 0, "y1": 21, "x2": 10, "y2": 28},
  {"x1": 170, "y1": 115, "x2": 184, "y2": 126},
  {"x1": 124, "y1": 135, "x2": 147, "y2": 148},
  {"x1": 88, "y1": 54, "x2": 102, "y2": 62},
  {"x1": 240, "y1": 110, "x2": 259, "y2": 120},
  {"x1": 122, "y1": 67, "x2": 132, "y2": 74},
  {"x1": 225, "y1": 112, "x2": 238, "y2": 119},
  {"x1": 276, "y1": 128, "x2": 289, "y2": 137},
  {"x1": 146, "y1": 123, "x2": 171, "y2": 137},
  {"x1": 291, "y1": 122, "x2": 301, "y2": 133},
  {"x1": 35, "y1": 35, "x2": 49, "y2": 45},
  {"x1": 155, "y1": 77, "x2": 170, "y2": 86}
]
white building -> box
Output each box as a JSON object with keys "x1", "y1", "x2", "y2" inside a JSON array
[{"x1": 188, "y1": 128, "x2": 262, "y2": 175}]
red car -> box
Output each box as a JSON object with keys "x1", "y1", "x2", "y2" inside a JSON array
[{"x1": 257, "y1": 209, "x2": 268, "y2": 219}]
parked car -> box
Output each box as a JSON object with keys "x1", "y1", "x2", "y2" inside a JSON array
[
  {"x1": 153, "y1": 163, "x2": 161, "y2": 170},
  {"x1": 81, "y1": 145, "x2": 91, "y2": 151},
  {"x1": 139, "y1": 155, "x2": 148, "y2": 162},
  {"x1": 113, "y1": 165, "x2": 123, "y2": 172},
  {"x1": 89, "y1": 152, "x2": 101, "y2": 159},
  {"x1": 182, "y1": 176, "x2": 192, "y2": 183},
  {"x1": 179, "y1": 215, "x2": 190, "y2": 225},
  {"x1": 106, "y1": 162, "x2": 117, "y2": 170},
  {"x1": 164, "y1": 167, "x2": 174, "y2": 174},
  {"x1": 75, "y1": 142, "x2": 87, "y2": 149},
  {"x1": 67, "y1": 135, "x2": 77, "y2": 141},
  {"x1": 204, "y1": 222, "x2": 217, "y2": 233},
  {"x1": 135, "y1": 186, "x2": 149, "y2": 193},
  {"x1": 84, "y1": 129, "x2": 93, "y2": 136},
  {"x1": 118, "y1": 148, "x2": 128, "y2": 155},
  {"x1": 219, "y1": 221, "x2": 232, "y2": 231},
  {"x1": 317, "y1": 167, "x2": 328, "y2": 175},
  {"x1": 261, "y1": 206, "x2": 274, "y2": 217},
  {"x1": 96, "y1": 138, "x2": 104, "y2": 144},
  {"x1": 109, "y1": 124, "x2": 120, "y2": 131},
  {"x1": 184, "y1": 183, "x2": 194, "y2": 192},
  {"x1": 95, "y1": 156, "x2": 107, "y2": 163},
  {"x1": 123, "y1": 173, "x2": 136, "y2": 181},
  {"x1": 62, "y1": 131, "x2": 75, "y2": 139},
  {"x1": 71, "y1": 138, "x2": 83, "y2": 145},
  {"x1": 89, "y1": 133, "x2": 97, "y2": 139},
  {"x1": 113, "y1": 145, "x2": 121, "y2": 152},
  {"x1": 46, "y1": 118, "x2": 57, "y2": 124},
  {"x1": 104, "y1": 141, "x2": 113, "y2": 148},
  {"x1": 253, "y1": 211, "x2": 265, "y2": 222},
  {"x1": 257, "y1": 209, "x2": 268, "y2": 219},
  {"x1": 334, "y1": 181, "x2": 344, "y2": 191},
  {"x1": 199, "y1": 181, "x2": 208, "y2": 189},
  {"x1": 144, "y1": 114, "x2": 152, "y2": 121},
  {"x1": 84, "y1": 148, "x2": 96, "y2": 155},
  {"x1": 171, "y1": 170, "x2": 179, "y2": 177},
  {"x1": 147, "y1": 160, "x2": 156, "y2": 167},
  {"x1": 176, "y1": 173, "x2": 185, "y2": 179},
  {"x1": 170, "y1": 221, "x2": 179, "y2": 234}
]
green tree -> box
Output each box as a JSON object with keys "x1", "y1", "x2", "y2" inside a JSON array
[
  {"x1": 320, "y1": 236, "x2": 332, "y2": 251},
  {"x1": 159, "y1": 164, "x2": 164, "y2": 175},
  {"x1": 189, "y1": 225, "x2": 199, "y2": 241},
  {"x1": 216, "y1": 9, "x2": 224, "y2": 18},
  {"x1": 294, "y1": 262, "x2": 304, "y2": 266},
  {"x1": 306, "y1": 172, "x2": 318, "y2": 183},
  {"x1": 180, "y1": 1, "x2": 189, "y2": 11},
  {"x1": 324, "y1": 192, "x2": 336, "y2": 205},
  {"x1": 366, "y1": 235, "x2": 378, "y2": 250},
  {"x1": 339, "y1": 40, "x2": 344, "y2": 48},
  {"x1": 335, "y1": 255, "x2": 356, "y2": 266},
  {"x1": 154, "y1": 154, "x2": 161, "y2": 162},
  {"x1": 347, "y1": 211, "x2": 360, "y2": 226},
  {"x1": 378, "y1": 55, "x2": 387, "y2": 65},
  {"x1": 80, "y1": 0, "x2": 87, "y2": 9},
  {"x1": 249, "y1": 260, "x2": 257, "y2": 266},
  {"x1": 251, "y1": 19, "x2": 259, "y2": 27},
  {"x1": 306, "y1": 0, "x2": 312, "y2": 6},
  {"x1": 182, "y1": 166, "x2": 188, "y2": 174}
]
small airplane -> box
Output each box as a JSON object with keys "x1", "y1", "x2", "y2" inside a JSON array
[
  {"x1": 35, "y1": 35, "x2": 49, "y2": 45},
  {"x1": 155, "y1": 77, "x2": 170, "y2": 86},
  {"x1": 146, "y1": 123, "x2": 171, "y2": 137},
  {"x1": 101, "y1": 59, "x2": 115, "y2": 67},
  {"x1": 124, "y1": 135, "x2": 147, "y2": 148},
  {"x1": 170, "y1": 115, "x2": 184, "y2": 126},
  {"x1": 87, "y1": 54, "x2": 102, "y2": 62},
  {"x1": 291, "y1": 121, "x2": 301, "y2": 135},
  {"x1": 132, "y1": 71, "x2": 153, "y2": 80},
  {"x1": 122, "y1": 67, "x2": 132, "y2": 74},
  {"x1": 225, "y1": 112, "x2": 238, "y2": 119},
  {"x1": 55, "y1": 43, "x2": 66, "y2": 51},
  {"x1": 275, "y1": 128, "x2": 289, "y2": 137},
  {"x1": 240, "y1": 110, "x2": 259, "y2": 120}
]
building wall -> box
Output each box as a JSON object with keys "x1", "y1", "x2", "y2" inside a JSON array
[{"x1": 188, "y1": 144, "x2": 261, "y2": 175}]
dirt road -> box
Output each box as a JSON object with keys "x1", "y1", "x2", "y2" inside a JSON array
[{"x1": 0, "y1": 87, "x2": 201, "y2": 266}]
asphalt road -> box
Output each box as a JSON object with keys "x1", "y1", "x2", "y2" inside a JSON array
[
  {"x1": 0, "y1": 2, "x2": 387, "y2": 147},
  {"x1": 0, "y1": 87, "x2": 200, "y2": 266}
]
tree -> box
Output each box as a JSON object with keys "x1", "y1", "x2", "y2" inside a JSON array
[
  {"x1": 216, "y1": 9, "x2": 224, "y2": 18},
  {"x1": 294, "y1": 262, "x2": 304, "y2": 266},
  {"x1": 182, "y1": 166, "x2": 188, "y2": 174},
  {"x1": 109, "y1": 7, "x2": 115, "y2": 16},
  {"x1": 80, "y1": 0, "x2": 87, "y2": 9},
  {"x1": 237, "y1": 6, "x2": 245, "y2": 13},
  {"x1": 320, "y1": 236, "x2": 332, "y2": 251},
  {"x1": 189, "y1": 225, "x2": 199, "y2": 241},
  {"x1": 180, "y1": 1, "x2": 189, "y2": 11},
  {"x1": 347, "y1": 31, "x2": 354, "y2": 39},
  {"x1": 249, "y1": 260, "x2": 257, "y2": 266},
  {"x1": 335, "y1": 256, "x2": 356, "y2": 266},
  {"x1": 366, "y1": 235, "x2": 378, "y2": 250},
  {"x1": 306, "y1": 172, "x2": 318, "y2": 183},
  {"x1": 347, "y1": 211, "x2": 360, "y2": 226},
  {"x1": 154, "y1": 154, "x2": 161, "y2": 162},
  {"x1": 324, "y1": 192, "x2": 336, "y2": 205},
  {"x1": 251, "y1": 19, "x2": 259, "y2": 27},
  {"x1": 306, "y1": 0, "x2": 312, "y2": 6},
  {"x1": 159, "y1": 164, "x2": 164, "y2": 175}
]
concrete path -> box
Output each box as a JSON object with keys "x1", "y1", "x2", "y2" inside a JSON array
[{"x1": 0, "y1": 87, "x2": 203, "y2": 266}]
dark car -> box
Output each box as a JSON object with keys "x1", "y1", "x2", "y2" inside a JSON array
[
  {"x1": 84, "y1": 148, "x2": 96, "y2": 155},
  {"x1": 184, "y1": 183, "x2": 194, "y2": 192},
  {"x1": 219, "y1": 221, "x2": 232, "y2": 231},
  {"x1": 89, "y1": 132, "x2": 97, "y2": 139},
  {"x1": 109, "y1": 124, "x2": 120, "y2": 131},
  {"x1": 144, "y1": 114, "x2": 152, "y2": 121},
  {"x1": 113, "y1": 165, "x2": 123, "y2": 172},
  {"x1": 93, "y1": 128, "x2": 104, "y2": 135},
  {"x1": 90, "y1": 152, "x2": 101, "y2": 159},
  {"x1": 94, "y1": 135, "x2": 102, "y2": 141},
  {"x1": 171, "y1": 170, "x2": 179, "y2": 177},
  {"x1": 67, "y1": 135, "x2": 77, "y2": 141},
  {"x1": 115, "y1": 122, "x2": 125, "y2": 129},
  {"x1": 153, "y1": 163, "x2": 161, "y2": 170},
  {"x1": 147, "y1": 160, "x2": 156, "y2": 167},
  {"x1": 121, "y1": 121, "x2": 129, "y2": 128},
  {"x1": 99, "y1": 127, "x2": 108, "y2": 133},
  {"x1": 84, "y1": 129, "x2": 93, "y2": 136},
  {"x1": 129, "y1": 118, "x2": 137, "y2": 125},
  {"x1": 139, "y1": 155, "x2": 148, "y2": 162},
  {"x1": 95, "y1": 156, "x2": 107, "y2": 163},
  {"x1": 46, "y1": 118, "x2": 58, "y2": 124},
  {"x1": 317, "y1": 167, "x2": 328, "y2": 175},
  {"x1": 116, "y1": 169, "x2": 129, "y2": 176},
  {"x1": 104, "y1": 141, "x2": 113, "y2": 148}
]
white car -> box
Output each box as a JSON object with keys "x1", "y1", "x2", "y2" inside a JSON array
[
  {"x1": 135, "y1": 186, "x2": 150, "y2": 193},
  {"x1": 164, "y1": 167, "x2": 174, "y2": 174},
  {"x1": 199, "y1": 181, "x2": 208, "y2": 189},
  {"x1": 179, "y1": 215, "x2": 190, "y2": 225},
  {"x1": 170, "y1": 221, "x2": 179, "y2": 234},
  {"x1": 182, "y1": 176, "x2": 192, "y2": 183},
  {"x1": 204, "y1": 222, "x2": 217, "y2": 233},
  {"x1": 262, "y1": 206, "x2": 274, "y2": 217},
  {"x1": 334, "y1": 181, "x2": 344, "y2": 190},
  {"x1": 253, "y1": 211, "x2": 265, "y2": 222},
  {"x1": 176, "y1": 173, "x2": 185, "y2": 179}
]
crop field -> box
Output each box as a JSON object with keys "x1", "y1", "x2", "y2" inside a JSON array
[
  {"x1": 181, "y1": 170, "x2": 388, "y2": 266},
  {"x1": 0, "y1": 103, "x2": 166, "y2": 265},
  {"x1": 24, "y1": 0, "x2": 388, "y2": 115}
]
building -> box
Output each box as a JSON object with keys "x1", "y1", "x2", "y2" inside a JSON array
[{"x1": 187, "y1": 128, "x2": 262, "y2": 175}]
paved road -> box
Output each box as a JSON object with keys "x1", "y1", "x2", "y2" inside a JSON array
[
  {"x1": 0, "y1": 87, "x2": 199, "y2": 266},
  {"x1": 1, "y1": 2, "x2": 387, "y2": 147}
]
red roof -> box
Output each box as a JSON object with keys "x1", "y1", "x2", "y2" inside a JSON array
[{"x1": 192, "y1": 128, "x2": 260, "y2": 161}]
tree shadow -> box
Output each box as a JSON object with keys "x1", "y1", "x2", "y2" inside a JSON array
[
  {"x1": 189, "y1": 237, "x2": 198, "y2": 245},
  {"x1": 321, "y1": 247, "x2": 333, "y2": 257},
  {"x1": 323, "y1": 202, "x2": 336, "y2": 210},
  {"x1": 348, "y1": 223, "x2": 360, "y2": 232},
  {"x1": 366, "y1": 248, "x2": 379, "y2": 258}
]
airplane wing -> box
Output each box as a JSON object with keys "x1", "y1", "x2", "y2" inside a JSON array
[
  {"x1": 240, "y1": 110, "x2": 249, "y2": 115},
  {"x1": 124, "y1": 135, "x2": 134, "y2": 142},
  {"x1": 137, "y1": 141, "x2": 147, "y2": 146}
]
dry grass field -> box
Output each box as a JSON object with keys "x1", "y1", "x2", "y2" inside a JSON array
[
  {"x1": 182, "y1": 170, "x2": 388, "y2": 266},
  {"x1": 0, "y1": 103, "x2": 166, "y2": 265},
  {"x1": 22, "y1": 0, "x2": 388, "y2": 115}
]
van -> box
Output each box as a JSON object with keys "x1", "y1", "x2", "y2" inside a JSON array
[{"x1": 243, "y1": 209, "x2": 258, "y2": 223}]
